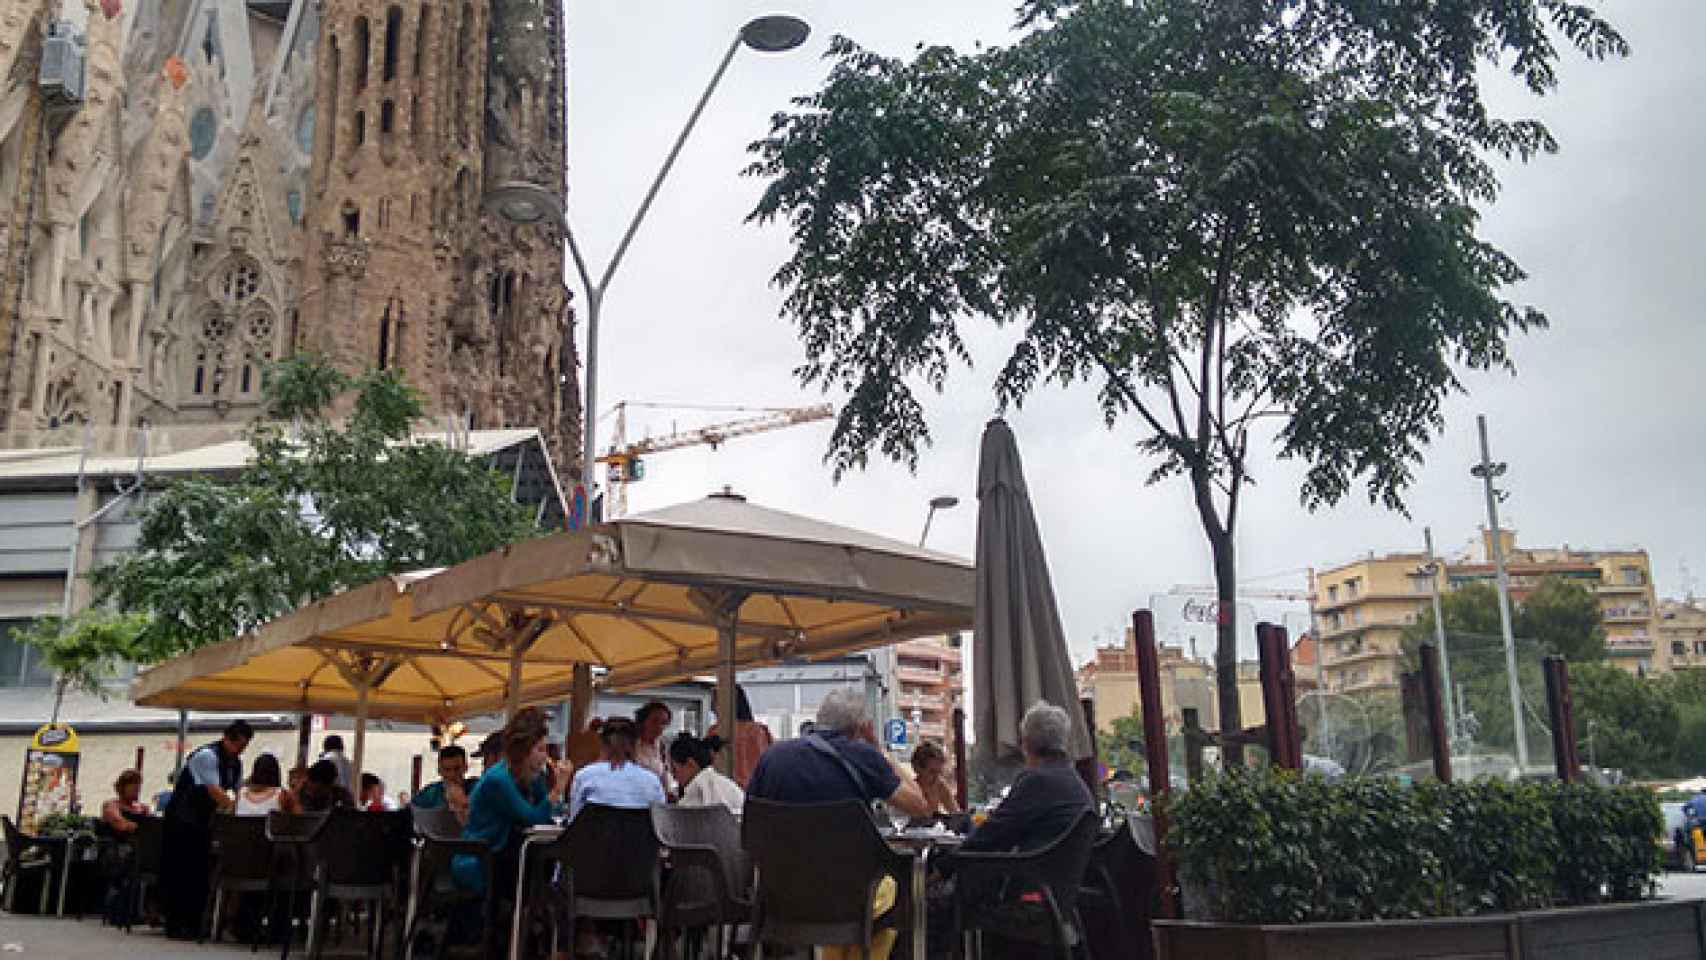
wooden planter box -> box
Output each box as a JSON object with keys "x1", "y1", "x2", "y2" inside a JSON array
[{"x1": 1154, "y1": 899, "x2": 1706, "y2": 960}]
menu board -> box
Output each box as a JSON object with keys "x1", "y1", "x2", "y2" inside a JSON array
[{"x1": 16, "y1": 724, "x2": 79, "y2": 835}]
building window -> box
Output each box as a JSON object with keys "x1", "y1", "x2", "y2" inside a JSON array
[
  {"x1": 189, "y1": 107, "x2": 218, "y2": 160},
  {"x1": 1409, "y1": 574, "x2": 1433, "y2": 594},
  {"x1": 1621, "y1": 566, "x2": 1645, "y2": 586},
  {"x1": 1674, "y1": 641, "x2": 1687, "y2": 657},
  {"x1": 383, "y1": 6, "x2": 402, "y2": 81},
  {"x1": 1346, "y1": 578, "x2": 1361, "y2": 599},
  {"x1": 353, "y1": 17, "x2": 370, "y2": 90},
  {"x1": 1695, "y1": 641, "x2": 1706, "y2": 656},
  {"x1": 1327, "y1": 585, "x2": 1339, "y2": 603}
]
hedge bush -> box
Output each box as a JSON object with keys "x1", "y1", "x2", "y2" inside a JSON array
[{"x1": 1166, "y1": 767, "x2": 1661, "y2": 924}]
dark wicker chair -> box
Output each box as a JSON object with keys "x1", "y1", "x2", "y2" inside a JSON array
[
  {"x1": 306, "y1": 809, "x2": 401, "y2": 959},
  {"x1": 742, "y1": 798, "x2": 913, "y2": 960},
  {"x1": 204, "y1": 813, "x2": 274, "y2": 944},
  {"x1": 1077, "y1": 818, "x2": 1157, "y2": 960},
  {"x1": 402, "y1": 804, "x2": 494, "y2": 960},
  {"x1": 263, "y1": 811, "x2": 328, "y2": 957},
  {"x1": 651, "y1": 802, "x2": 752, "y2": 958},
  {"x1": 121, "y1": 815, "x2": 164, "y2": 932},
  {"x1": 948, "y1": 810, "x2": 1100, "y2": 960},
  {"x1": 532, "y1": 804, "x2": 660, "y2": 959},
  {"x1": 1, "y1": 815, "x2": 55, "y2": 915}
]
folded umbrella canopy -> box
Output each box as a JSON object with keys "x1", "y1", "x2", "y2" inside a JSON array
[{"x1": 972, "y1": 419, "x2": 1094, "y2": 776}]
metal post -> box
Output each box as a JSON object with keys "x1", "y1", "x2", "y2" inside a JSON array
[
  {"x1": 715, "y1": 610, "x2": 740, "y2": 777},
  {"x1": 1307, "y1": 568, "x2": 1328, "y2": 753},
  {"x1": 1256, "y1": 623, "x2": 1289, "y2": 767},
  {"x1": 411, "y1": 754, "x2": 423, "y2": 794},
  {"x1": 577, "y1": 34, "x2": 746, "y2": 486},
  {"x1": 172, "y1": 708, "x2": 188, "y2": 778},
  {"x1": 296, "y1": 713, "x2": 312, "y2": 769},
  {"x1": 1419, "y1": 644, "x2": 1452, "y2": 782},
  {"x1": 1274, "y1": 625, "x2": 1301, "y2": 770},
  {"x1": 507, "y1": 647, "x2": 524, "y2": 719},
  {"x1": 1473, "y1": 414, "x2": 1529, "y2": 772},
  {"x1": 951, "y1": 706, "x2": 968, "y2": 810},
  {"x1": 1423, "y1": 528, "x2": 1458, "y2": 750},
  {"x1": 570, "y1": 663, "x2": 593, "y2": 734},
  {"x1": 352, "y1": 679, "x2": 369, "y2": 792},
  {"x1": 1543, "y1": 656, "x2": 1579, "y2": 782},
  {"x1": 1133, "y1": 609, "x2": 1178, "y2": 920}
]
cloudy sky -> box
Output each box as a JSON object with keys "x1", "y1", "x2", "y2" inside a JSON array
[{"x1": 563, "y1": 0, "x2": 1706, "y2": 663}]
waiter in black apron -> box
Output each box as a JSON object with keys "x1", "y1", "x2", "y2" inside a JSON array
[{"x1": 162, "y1": 719, "x2": 252, "y2": 939}]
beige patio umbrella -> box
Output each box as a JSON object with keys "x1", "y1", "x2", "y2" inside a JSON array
[
  {"x1": 133, "y1": 490, "x2": 975, "y2": 779},
  {"x1": 129, "y1": 569, "x2": 594, "y2": 782},
  {"x1": 407, "y1": 490, "x2": 976, "y2": 774}
]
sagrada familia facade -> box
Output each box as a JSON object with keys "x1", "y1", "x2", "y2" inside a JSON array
[{"x1": 0, "y1": 0, "x2": 579, "y2": 469}]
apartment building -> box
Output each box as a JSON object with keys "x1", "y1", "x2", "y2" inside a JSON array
[
  {"x1": 1660, "y1": 600, "x2": 1706, "y2": 671},
  {"x1": 893, "y1": 637, "x2": 964, "y2": 745},
  {"x1": 1314, "y1": 529, "x2": 1666, "y2": 694}
]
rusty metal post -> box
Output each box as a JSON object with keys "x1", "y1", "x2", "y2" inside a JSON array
[
  {"x1": 1133, "y1": 609, "x2": 1178, "y2": 920},
  {"x1": 1077, "y1": 696, "x2": 1102, "y2": 797},
  {"x1": 1543, "y1": 656, "x2": 1578, "y2": 782},
  {"x1": 1256, "y1": 622, "x2": 1283, "y2": 766},
  {"x1": 1274, "y1": 625, "x2": 1302, "y2": 769},
  {"x1": 952, "y1": 706, "x2": 969, "y2": 810},
  {"x1": 1400, "y1": 671, "x2": 1426, "y2": 763},
  {"x1": 1419, "y1": 643, "x2": 1453, "y2": 782},
  {"x1": 135, "y1": 746, "x2": 146, "y2": 778},
  {"x1": 411, "y1": 754, "x2": 424, "y2": 794}
]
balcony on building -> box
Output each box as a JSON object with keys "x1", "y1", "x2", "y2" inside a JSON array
[{"x1": 1606, "y1": 635, "x2": 1655, "y2": 655}]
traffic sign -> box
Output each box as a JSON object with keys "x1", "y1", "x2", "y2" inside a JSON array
[{"x1": 885, "y1": 718, "x2": 909, "y2": 747}]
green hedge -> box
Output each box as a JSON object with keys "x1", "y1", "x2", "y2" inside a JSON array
[{"x1": 1166, "y1": 768, "x2": 1661, "y2": 924}]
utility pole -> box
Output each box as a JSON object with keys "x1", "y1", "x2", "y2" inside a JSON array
[
  {"x1": 1471, "y1": 414, "x2": 1529, "y2": 772},
  {"x1": 1423, "y1": 528, "x2": 1457, "y2": 750}
]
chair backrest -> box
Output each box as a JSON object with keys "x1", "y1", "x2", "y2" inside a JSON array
[
  {"x1": 560, "y1": 804, "x2": 658, "y2": 901},
  {"x1": 131, "y1": 816, "x2": 165, "y2": 875},
  {"x1": 1084, "y1": 818, "x2": 1157, "y2": 960},
  {"x1": 412, "y1": 805, "x2": 463, "y2": 842},
  {"x1": 211, "y1": 813, "x2": 274, "y2": 883},
  {"x1": 742, "y1": 798, "x2": 895, "y2": 946},
  {"x1": 651, "y1": 803, "x2": 749, "y2": 904},
  {"x1": 264, "y1": 810, "x2": 328, "y2": 845},
  {"x1": 1, "y1": 815, "x2": 26, "y2": 858},
  {"x1": 313, "y1": 808, "x2": 395, "y2": 887},
  {"x1": 958, "y1": 809, "x2": 1101, "y2": 923}
]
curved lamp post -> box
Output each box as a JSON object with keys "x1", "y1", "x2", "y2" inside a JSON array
[{"x1": 485, "y1": 14, "x2": 810, "y2": 504}]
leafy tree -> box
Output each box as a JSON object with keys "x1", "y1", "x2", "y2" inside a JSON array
[
  {"x1": 1097, "y1": 708, "x2": 1147, "y2": 776},
  {"x1": 1517, "y1": 577, "x2": 1606, "y2": 663},
  {"x1": 1570, "y1": 663, "x2": 1677, "y2": 778},
  {"x1": 13, "y1": 611, "x2": 151, "y2": 723},
  {"x1": 93, "y1": 356, "x2": 540, "y2": 659},
  {"x1": 746, "y1": 0, "x2": 1625, "y2": 754}
]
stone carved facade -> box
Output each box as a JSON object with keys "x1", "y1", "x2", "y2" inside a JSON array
[{"x1": 0, "y1": 0, "x2": 579, "y2": 471}]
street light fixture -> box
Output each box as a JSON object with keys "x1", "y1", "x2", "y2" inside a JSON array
[
  {"x1": 485, "y1": 14, "x2": 812, "y2": 506},
  {"x1": 919, "y1": 494, "x2": 960, "y2": 547}
]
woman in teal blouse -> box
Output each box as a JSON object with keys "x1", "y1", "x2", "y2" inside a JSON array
[{"x1": 453, "y1": 708, "x2": 572, "y2": 893}]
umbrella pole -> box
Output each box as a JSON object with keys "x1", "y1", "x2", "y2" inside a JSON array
[
  {"x1": 352, "y1": 677, "x2": 369, "y2": 794},
  {"x1": 507, "y1": 648, "x2": 523, "y2": 720},
  {"x1": 570, "y1": 664, "x2": 593, "y2": 733},
  {"x1": 715, "y1": 613, "x2": 738, "y2": 777}
]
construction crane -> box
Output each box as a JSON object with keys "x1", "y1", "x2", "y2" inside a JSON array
[{"x1": 597, "y1": 401, "x2": 835, "y2": 517}]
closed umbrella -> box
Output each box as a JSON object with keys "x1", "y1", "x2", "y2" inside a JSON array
[{"x1": 972, "y1": 418, "x2": 1094, "y2": 778}]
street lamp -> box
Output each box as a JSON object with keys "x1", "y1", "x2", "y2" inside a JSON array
[
  {"x1": 919, "y1": 494, "x2": 960, "y2": 547},
  {"x1": 485, "y1": 14, "x2": 812, "y2": 506},
  {"x1": 1471, "y1": 413, "x2": 1528, "y2": 773}
]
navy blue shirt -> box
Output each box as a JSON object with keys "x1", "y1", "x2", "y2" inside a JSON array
[{"x1": 747, "y1": 731, "x2": 901, "y2": 804}]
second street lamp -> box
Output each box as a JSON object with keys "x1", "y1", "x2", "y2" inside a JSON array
[{"x1": 485, "y1": 14, "x2": 811, "y2": 510}]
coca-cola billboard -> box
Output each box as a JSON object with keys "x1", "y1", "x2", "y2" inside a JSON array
[{"x1": 1148, "y1": 591, "x2": 1312, "y2": 663}]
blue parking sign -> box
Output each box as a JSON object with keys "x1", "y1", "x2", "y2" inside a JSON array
[{"x1": 885, "y1": 718, "x2": 908, "y2": 747}]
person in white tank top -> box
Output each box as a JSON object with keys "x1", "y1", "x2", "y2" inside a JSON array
[{"x1": 235, "y1": 753, "x2": 298, "y2": 816}]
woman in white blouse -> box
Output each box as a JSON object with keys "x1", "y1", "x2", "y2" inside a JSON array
[
  {"x1": 235, "y1": 753, "x2": 299, "y2": 816},
  {"x1": 668, "y1": 733, "x2": 744, "y2": 815}
]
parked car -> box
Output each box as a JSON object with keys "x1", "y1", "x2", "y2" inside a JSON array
[{"x1": 1663, "y1": 801, "x2": 1696, "y2": 871}]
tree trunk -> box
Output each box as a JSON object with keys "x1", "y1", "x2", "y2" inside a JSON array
[
  {"x1": 1208, "y1": 524, "x2": 1243, "y2": 767},
  {"x1": 50, "y1": 677, "x2": 66, "y2": 726}
]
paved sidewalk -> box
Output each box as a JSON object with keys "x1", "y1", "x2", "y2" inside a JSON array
[{"x1": 0, "y1": 915, "x2": 257, "y2": 958}]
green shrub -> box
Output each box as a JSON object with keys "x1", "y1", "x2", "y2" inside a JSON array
[
  {"x1": 1167, "y1": 767, "x2": 1662, "y2": 924},
  {"x1": 1548, "y1": 781, "x2": 1662, "y2": 903}
]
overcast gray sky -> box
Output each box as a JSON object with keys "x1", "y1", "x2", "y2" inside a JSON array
[{"x1": 564, "y1": 1, "x2": 1706, "y2": 662}]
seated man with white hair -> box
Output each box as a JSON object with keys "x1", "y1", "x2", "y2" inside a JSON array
[
  {"x1": 747, "y1": 687, "x2": 931, "y2": 960},
  {"x1": 958, "y1": 700, "x2": 1094, "y2": 856}
]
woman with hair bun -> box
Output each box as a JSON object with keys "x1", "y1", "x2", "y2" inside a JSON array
[{"x1": 668, "y1": 733, "x2": 744, "y2": 815}]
